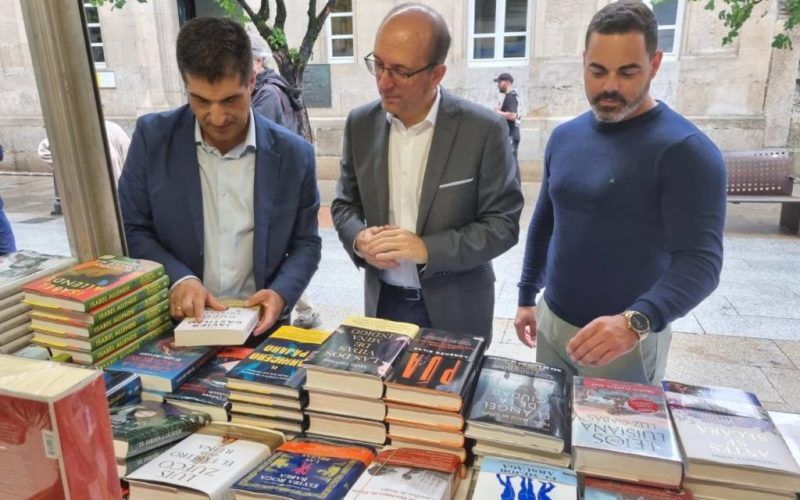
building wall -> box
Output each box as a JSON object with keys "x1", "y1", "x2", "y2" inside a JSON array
[{"x1": 0, "y1": 0, "x2": 797, "y2": 178}]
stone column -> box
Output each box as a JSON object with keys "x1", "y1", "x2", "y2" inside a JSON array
[{"x1": 19, "y1": 0, "x2": 125, "y2": 260}]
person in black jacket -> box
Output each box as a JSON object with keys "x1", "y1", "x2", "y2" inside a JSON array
[{"x1": 494, "y1": 72, "x2": 520, "y2": 166}]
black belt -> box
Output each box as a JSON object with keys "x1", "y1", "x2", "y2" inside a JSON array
[{"x1": 381, "y1": 282, "x2": 423, "y2": 301}]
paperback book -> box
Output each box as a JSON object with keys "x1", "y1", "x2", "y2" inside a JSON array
[
  {"x1": 471, "y1": 456, "x2": 577, "y2": 499},
  {"x1": 104, "y1": 369, "x2": 143, "y2": 408},
  {"x1": 174, "y1": 307, "x2": 260, "y2": 346},
  {"x1": 0, "y1": 250, "x2": 75, "y2": 297}
]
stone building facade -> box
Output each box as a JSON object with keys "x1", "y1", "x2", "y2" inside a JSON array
[{"x1": 0, "y1": 0, "x2": 798, "y2": 178}]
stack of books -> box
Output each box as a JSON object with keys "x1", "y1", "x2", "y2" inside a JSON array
[
  {"x1": 383, "y1": 328, "x2": 485, "y2": 463},
  {"x1": 465, "y1": 356, "x2": 571, "y2": 468},
  {"x1": 663, "y1": 380, "x2": 800, "y2": 499},
  {"x1": 22, "y1": 255, "x2": 170, "y2": 367},
  {"x1": 109, "y1": 400, "x2": 211, "y2": 477},
  {"x1": 0, "y1": 250, "x2": 74, "y2": 354},
  {"x1": 225, "y1": 325, "x2": 331, "y2": 435},
  {"x1": 302, "y1": 316, "x2": 419, "y2": 445},
  {"x1": 572, "y1": 377, "x2": 683, "y2": 491},
  {"x1": 104, "y1": 369, "x2": 143, "y2": 408},
  {"x1": 471, "y1": 456, "x2": 577, "y2": 498}
]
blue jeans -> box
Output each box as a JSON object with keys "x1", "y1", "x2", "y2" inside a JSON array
[{"x1": 0, "y1": 204, "x2": 16, "y2": 255}]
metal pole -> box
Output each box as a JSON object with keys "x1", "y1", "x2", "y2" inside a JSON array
[{"x1": 19, "y1": 0, "x2": 125, "y2": 261}]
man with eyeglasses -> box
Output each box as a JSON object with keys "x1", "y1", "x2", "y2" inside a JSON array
[{"x1": 331, "y1": 3, "x2": 523, "y2": 344}]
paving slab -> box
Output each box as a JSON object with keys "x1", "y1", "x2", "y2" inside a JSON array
[
  {"x1": 693, "y1": 313, "x2": 800, "y2": 340},
  {"x1": 663, "y1": 356, "x2": 783, "y2": 402},
  {"x1": 760, "y1": 367, "x2": 800, "y2": 413},
  {"x1": 668, "y1": 333, "x2": 795, "y2": 370},
  {"x1": 774, "y1": 340, "x2": 800, "y2": 370},
  {"x1": 671, "y1": 313, "x2": 705, "y2": 334}
]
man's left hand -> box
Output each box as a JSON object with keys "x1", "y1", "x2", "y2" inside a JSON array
[
  {"x1": 365, "y1": 228, "x2": 428, "y2": 264},
  {"x1": 244, "y1": 289, "x2": 286, "y2": 336},
  {"x1": 566, "y1": 314, "x2": 639, "y2": 367}
]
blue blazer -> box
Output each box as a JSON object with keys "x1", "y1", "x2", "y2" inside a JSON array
[{"x1": 118, "y1": 105, "x2": 321, "y2": 309}]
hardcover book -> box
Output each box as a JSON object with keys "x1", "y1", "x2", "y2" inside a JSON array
[
  {"x1": 93, "y1": 320, "x2": 173, "y2": 369},
  {"x1": 22, "y1": 255, "x2": 164, "y2": 312},
  {"x1": 117, "y1": 442, "x2": 172, "y2": 477},
  {"x1": 107, "y1": 333, "x2": 218, "y2": 392},
  {"x1": 385, "y1": 327, "x2": 485, "y2": 412},
  {"x1": 344, "y1": 448, "x2": 461, "y2": 500},
  {"x1": 226, "y1": 325, "x2": 331, "y2": 397},
  {"x1": 174, "y1": 307, "x2": 260, "y2": 347},
  {"x1": 104, "y1": 369, "x2": 143, "y2": 408},
  {"x1": 465, "y1": 356, "x2": 568, "y2": 453},
  {"x1": 583, "y1": 476, "x2": 694, "y2": 500},
  {"x1": 0, "y1": 250, "x2": 75, "y2": 297},
  {"x1": 471, "y1": 456, "x2": 577, "y2": 499},
  {"x1": 126, "y1": 423, "x2": 282, "y2": 500},
  {"x1": 769, "y1": 411, "x2": 800, "y2": 467},
  {"x1": 662, "y1": 380, "x2": 800, "y2": 493},
  {"x1": 0, "y1": 355, "x2": 121, "y2": 499},
  {"x1": 303, "y1": 316, "x2": 419, "y2": 399},
  {"x1": 109, "y1": 400, "x2": 211, "y2": 458},
  {"x1": 232, "y1": 438, "x2": 375, "y2": 499},
  {"x1": 164, "y1": 347, "x2": 253, "y2": 422},
  {"x1": 572, "y1": 377, "x2": 682, "y2": 488}
]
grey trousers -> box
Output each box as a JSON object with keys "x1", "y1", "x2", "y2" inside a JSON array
[{"x1": 535, "y1": 297, "x2": 672, "y2": 385}]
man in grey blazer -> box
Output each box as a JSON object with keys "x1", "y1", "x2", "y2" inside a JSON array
[{"x1": 331, "y1": 4, "x2": 523, "y2": 343}]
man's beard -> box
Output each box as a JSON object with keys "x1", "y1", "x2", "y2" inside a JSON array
[{"x1": 590, "y1": 86, "x2": 648, "y2": 123}]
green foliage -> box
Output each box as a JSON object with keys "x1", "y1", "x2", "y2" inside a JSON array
[
  {"x1": 267, "y1": 28, "x2": 288, "y2": 50},
  {"x1": 88, "y1": 0, "x2": 146, "y2": 9},
  {"x1": 215, "y1": 0, "x2": 249, "y2": 24}
]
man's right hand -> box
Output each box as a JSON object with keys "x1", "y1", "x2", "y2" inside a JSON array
[
  {"x1": 355, "y1": 226, "x2": 399, "y2": 270},
  {"x1": 169, "y1": 278, "x2": 226, "y2": 322},
  {"x1": 514, "y1": 306, "x2": 537, "y2": 348}
]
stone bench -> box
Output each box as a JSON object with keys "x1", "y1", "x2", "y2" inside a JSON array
[{"x1": 724, "y1": 149, "x2": 800, "y2": 234}]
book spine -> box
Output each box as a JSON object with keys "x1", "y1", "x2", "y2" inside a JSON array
[
  {"x1": 92, "y1": 286, "x2": 169, "y2": 331},
  {"x1": 122, "y1": 444, "x2": 170, "y2": 475},
  {"x1": 124, "y1": 414, "x2": 203, "y2": 457},
  {"x1": 170, "y1": 348, "x2": 218, "y2": 391},
  {"x1": 108, "y1": 378, "x2": 144, "y2": 408},
  {"x1": 85, "y1": 267, "x2": 166, "y2": 311},
  {"x1": 90, "y1": 301, "x2": 170, "y2": 348},
  {"x1": 95, "y1": 322, "x2": 172, "y2": 369},
  {"x1": 92, "y1": 315, "x2": 171, "y2": 361}
]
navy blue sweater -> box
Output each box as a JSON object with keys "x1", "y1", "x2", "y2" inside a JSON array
[{"x1": 518, "y1": 103, "x2": 726, "y2": 332}]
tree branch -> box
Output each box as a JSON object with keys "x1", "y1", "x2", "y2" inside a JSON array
[
  {"x1": 275, "y1": 0, "x2": 287, "y2": 29},
  {"x1": 296, "y1": 0, "x2": 335, "y2": 67},
  {"x1": 256, "y1": 0, "x2": 269, "y2": 20},
  {"x1": 234, "y1": 0, "x2": 260, "y2": 23}
]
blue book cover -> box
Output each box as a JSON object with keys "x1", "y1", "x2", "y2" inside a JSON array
[
  {"x1": 232, "y1": 438, "x2": 374, "y2": 499},
  {"x1": 472, "y1": 456, "x2": 578, "y2": 499},
  {"x1": 108, "y1": 333, "x2": 218, "y2": 392},
  {"x1": 165, "y1": 347, "x2": 251, "y2": 407},
  {"x1": 104, "y1": 369, "x2": 143, "y2": 408}
]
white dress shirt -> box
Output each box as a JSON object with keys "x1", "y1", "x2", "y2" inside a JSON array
[
  {"x1": 183, "y1": 109, "x2": 258, "y2": 299},
  {"x1": 381, "y1": 88, "x2": 441, "y2": 288}
]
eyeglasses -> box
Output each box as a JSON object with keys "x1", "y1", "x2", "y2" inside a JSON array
[{"x1": 364, "y1": 52, "x2": 437, "y2": 83}]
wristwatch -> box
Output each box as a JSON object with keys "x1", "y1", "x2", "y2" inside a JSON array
[{"x1": 622, "y1": 310, "x2": 651, "y2": 341}]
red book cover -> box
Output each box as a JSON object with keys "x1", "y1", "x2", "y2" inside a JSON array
[
  {"x1": 584, "y1": 476, "x2": 694, "y2": 499},
  {"x1": 22, "y1": 255, "x2": 164, "y2": 312},
  {"x1": 0, "y1": 356, "x2": 121, "y2": 499}
]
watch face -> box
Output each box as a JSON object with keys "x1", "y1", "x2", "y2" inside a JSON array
[{"x1": 630, "y1": 312, "x2": 649, "y2": 332}]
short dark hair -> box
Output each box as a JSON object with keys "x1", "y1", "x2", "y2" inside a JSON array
[
  {"x1": 176, "y1": 17, "x2": 252, "y2": 85},
  {"x1": 585, "y1": 1, "x2": 659, "y2": 57},
  {"x1": 382, "y1": 3, "x2": 451, "y2": 65}
]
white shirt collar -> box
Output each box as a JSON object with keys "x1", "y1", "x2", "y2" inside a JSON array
[
  {"x1": 386, "y1": 86, "x2": 441, "y2": 132},
  {"x1": 194, "y1": 108, "x2": 257, "y2": 158}
]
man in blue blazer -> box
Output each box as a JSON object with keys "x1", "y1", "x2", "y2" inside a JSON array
[{"x1": 118, "y1": 17, "x2": 320, "y2": 340}]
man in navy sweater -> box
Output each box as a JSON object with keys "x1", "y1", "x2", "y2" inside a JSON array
[{"x1": 515, "y1": 1, "x2": 726, "y2": 385}]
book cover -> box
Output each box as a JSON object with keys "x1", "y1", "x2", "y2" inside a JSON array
[
  {"x1": 227, "y1": 326, "x2": 330, "y2": 391},
  {"x1": 126, "y1": 430, "x2": 273, "y2": 500},
  {"x1": 93, "y1": 320, "x2": 173, "y2": 369},
  {"x1": 0, "y1": 250, "x2": 75, "y2": 296},
  {"x1": 304, "y1": 319, "x2": 418, "y2": 379},
  {"x1": 386, "y1": 328, "x2": 485, "y2": 408},
  {"x1": 104, "y1": 369, "x2": 143, "y2": 408},
  {"x1": 662, "y1": 380, "x2": 800, "y2": 476},
  {"x1": 344, "y1": 448, "x2": 460, "y2": 500},
  {"x1": 583, "y1": 476, "x2": 694, "y2": 499},
  {"x1": 117, "y1": 442, "x2": 172, "y2": 477},
  {"x1": 22, "y1": 255, "x2": 164, "y2": 311},
  {"x1": 29, "y1": 275, "x2": 169, "y2": 326},
  {"x1": 0, "y1": 356, "x2": 121, "y2": 499},
  {"x1": 107, "y1": 333, "x2": 218, "y2": 392},
  {"x1": 769, "y1": 411, "x2": 800, "y2": 468},
  {"x1": 467, "y1": 356, "x2": 568, "y2": 440},
  {"x1": 573, "y1": 377, "x2": 681, "y2": 462},
  {"x1": 471, "y1": 456, "x2": 577, "y2": 499},
  {"x1": 165, "y1": 346, "x2": 252, "y2": 409},
  {"x1": 174, "y1": 307, "x2": 260, "y2": 346},
  {"x1": 109, "y1": 401, "x2": 211, "y2": 458},
  {"x1": 232, "y1": 438, "x2": 375, "y2": 499}
]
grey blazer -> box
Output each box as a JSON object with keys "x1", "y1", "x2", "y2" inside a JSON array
[{"x1": 331, "y1": 89, "x2": 524, "y2": 342}]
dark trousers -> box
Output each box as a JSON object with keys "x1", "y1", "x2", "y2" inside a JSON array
[
  {"x1": 510, "y1": 128, "x2": 520, "y2": 167},
  {"x1": 376, "y1": 283, "x2": 433, "y2": 328}
]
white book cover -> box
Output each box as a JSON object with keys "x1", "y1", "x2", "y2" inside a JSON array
[
  {"x1": 471, "y1": 457, "x2": 578, "y2": 499},
  {"x1": 174, "y1": 307, "x2": 259, "y2": 346},
  {"x1": 345, "y1": 463, "x2": 453, "y2": 500},
  {"x1": 0, "y1": 250, "x2": 75, "y2": 296},
  {"x1": 126, "y1": 432, "x2": 271, "y2": 500}
]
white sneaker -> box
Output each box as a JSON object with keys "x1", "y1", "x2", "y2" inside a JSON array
[{"x1": 292, "y1": 310, "x2": 322, "y2": 329}]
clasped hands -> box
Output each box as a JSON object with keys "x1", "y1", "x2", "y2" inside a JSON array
[
  {"x1": 169, "y1": 278, "x2": 285, "y2": 336},
  {"x1": 355, "y1": 225, "x2": 428, "y2": 269},
  {"x1": 514, "y1": 307, "x2": 639, "y2": 367}
]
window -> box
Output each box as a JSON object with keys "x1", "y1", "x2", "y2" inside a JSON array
[
  {"x1": 83, "y1": 2, "x2": 106, "y2": 68},
  {"x1": 646, "y1": 0, "x2": 684, "y2": 55},
  {"x1": 469, "y1": 0, "x2": 532, "y2": 64},
  {"x1": 327, "y1": 0, "x2": 354, "y2": 62}
]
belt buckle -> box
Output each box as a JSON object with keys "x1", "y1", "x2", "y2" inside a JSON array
[{"x1": 403, "y1": 286, "x2": 421, "y2": 301}]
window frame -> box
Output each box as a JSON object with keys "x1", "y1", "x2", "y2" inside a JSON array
[
  {"x1": 83, "y1": 2, "x2": 107, "y2": 69},
  {"x1": 467, "y1": 0, "x2": 533, "y2": 67},
  {"x1": 326, "y1": 2, "x2": 355, "y2": 64},
  {"x1": 645, "y1": 0, "x2": 685, "y2": 58}
]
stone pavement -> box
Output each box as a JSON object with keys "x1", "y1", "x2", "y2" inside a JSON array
[{"x1": 3, "y1": 174, "x2": 800, "y2": 412}]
